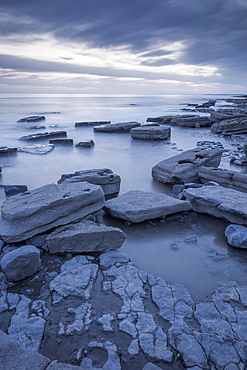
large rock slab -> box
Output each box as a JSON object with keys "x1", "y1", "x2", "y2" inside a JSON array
[
  {"x1": 0, "y1": 245, "x2": 41, "y2": 281},
  {"x1": 180, "y1": 184, "x2": 247, "y2": 224},
  {"x1": 46, "y1": 220, "x2": 126, "y2": 254},
  {"x1": 211, "y1": 117, "x2": 247, "y2": 135},
  {"x1": 210, "y1": 109, "x2": 247, "y2": 123},
  {"x1": 75, "y1": 121, "x2": 110, "y2": 127},
  {"x1": 104, "y1": 190, "x2": 191, "y2": 223},
  {"x1": 0, "y1": 330, "x2": 50, "y2": 370},
  {"x1": 0, "y1": 181, "x2": 105, "y2": 243},
  {"x1": 57, "y1": 168, "x2": 121, "y2": 198},
  {"x1": 19, "y1": 131, "x2": 67, "y2": 141},
  {"x1": 130, "y1": 125, "x2": 171, "y2": 140},
  {"x1": 17, "y1": 115, "x2": 45, "y2": 122},
  {"x1": 152, "y1": 148, "x2": 223, "y2": 184},
  {"x1": 198, "y1": 166, "x2": 247, "y2": 192},
  {"x1": 94, "y1": 121, "x2": 141, "y2": 133},
  {"x1": 146, "y1": 115, "x2": 211, "y2": 128}
]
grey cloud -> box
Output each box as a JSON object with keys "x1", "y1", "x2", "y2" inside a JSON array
[{"x1": 141, "y1": 58, "x2": 176, "y2": 67}]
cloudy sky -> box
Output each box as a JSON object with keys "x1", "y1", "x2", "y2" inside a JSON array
[{"x1": 0, "y1": 0, "x2": 246, "y2": 94}]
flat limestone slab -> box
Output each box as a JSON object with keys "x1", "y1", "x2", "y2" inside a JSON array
[
  {"x1": 94, "y1": 121, "x2": 141, "y2": 133},
  {"x1": 104, "y1": 190, "x2": 192, "y2": 223},
  {"x1": 130, "y1": 125, "x2": 171, "y2": 140},
  {"x1": 0, "y1": 182, "x2": 105, "y2": 243},
  {"x1": 181, "y1": 184, "x2": 247, "y2": 224},
  {"x1": 46, "y1": 220, "x2": 126, "y2": 254}
]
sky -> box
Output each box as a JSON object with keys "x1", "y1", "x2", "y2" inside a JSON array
[{"x1": 0, "y1": 0, "x2": 246, "y2": 95}]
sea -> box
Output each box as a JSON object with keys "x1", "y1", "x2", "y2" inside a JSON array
[{"x1": 1, "y1": 93, "x2": 247, "y2": 301}]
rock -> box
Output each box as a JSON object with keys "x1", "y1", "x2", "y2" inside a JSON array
[
  {"x1": 26, "y1": 125, "x2": 46, "y2": 130},
  {"x1": 146, "y1": 115, "x2": 211, "y2": 128},
  {"x1": 180, "y1": 184, "x2": 247, "y2": 224},
  {"x1": 130, "y1": 125, "x2": 171, "y2": 140},
  {"x1": 49, "y1": 139, "x2": 73, "y2": 145},
  {"x1": 0, "y1": 245, "x2": 41, "y2": 281},
  {"x1": 57, "y1": 168, "x2": 121, "y2": 198},
  {"x1": 19, "y1": 131, "x2": 67, "y2": 141},
  {"x1": 3, "y1": 185, "x2": 28, "y2": 197},
  {"x1": 17, "y1": 115, "x2": 45, "y2": 122},
  {"x1": 225, "y1": 224, "x2": 247, "y2": 249},
  {"x1": 0, "y1": 330, "x2": 50, "y2": 370},
  {"x1": 17, "y1": 144, "x2": 55, "y2": 155},
  {"x1": 0, "y1": 181, "x2": 105, "y2": 243},
  {"x1": 76, "y1": 140, "x2": 94, "y2": 148},
  {"x1": 198, "y1": 166, "x2": 247, "y2": 192},
  {"x1": 94, "y1": 121, "x2": 141, "y2": 133},
  {"x1": 75, "y1": 121, "x2": 111, "y2": 127},
  {"x1": 152, "y1": 147, "x2": 223, "y2": 184},
  {"x1": 211, "y1": 117, "x2": 247, "y2": 135},
  {"x1": 0, "y1": 146, "x2": 17, "y2": 155},
  {"x1": 46, "y1": 220, "x2": 126, "y2": 254},
  {"x1": 104, "y1": 190, "x2": 191, "y2": 223},
  {"x1": 210, "y1": 109, "x2": 247, "y2": 123},
  {"x1": 47, "y1": 361, "x2": 82, "y2": 369}
]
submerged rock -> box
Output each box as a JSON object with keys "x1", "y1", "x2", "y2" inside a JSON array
[
  {"x1": 0, "y1": 147, "x2": 17, "y2": 155},
  {"x1": 94, "y1": 121, "x2": 141, "y2": 133},
  {"x1": 19, "y1": 131, "x2": 67, "y2": 141},
  {"x1": 17, "y1": 115, "x2": 45, "y2": 122},
  {"x1": 75, "y1": 121, "x2": 110, "y2": 127},
  {"x1": 49, "y1": 138, "x2": 73, "y2": 145},
  {"x1": 17, "y1": 144, "x2": 55, "y2": 155},
  {"x1": 0, "y1": 181, "x2": 105, "y2": 243},
  {"x1": 46, "y1": 220, "x2": 126, "y2": 254},
  {"x1": 152, "y1": 147, "x2": 223, "y2": 184},
  {"x1": 104, "y1": 190, "x2": 191, "y2": 223},
  {"x1": 225, "y1": 224, "x2": 247, "y2": 249},
  {"x1": 130, "y1": 125, "x2": 171, "y2": 140}
]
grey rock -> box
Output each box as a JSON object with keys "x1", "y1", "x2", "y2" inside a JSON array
[
  {"x1": 0, "y1": 330, "x2": 50, "y2": 370},
  {"x1": 57, "y1": 168, "x2": 121, "y2": 198},
  {"x1": 59, "y1": 302, "x2": 92, "y2": 334},
  {"x1": 46, "y1": 220, "x2": 126, "y2": 254},
  {"x1": 98, "y1": 313, "x2": 114, "y2": 332},
  {"x1": 0, "y1": 146, "x2": 17, "y2": 155},
  {"x1": 237, "y1": 286, "x2": 247, "y2": 306},
  {"x1": 225, "y1": 224, "x2": 247, "y2": 248},
  {"x1": 17, "y1": 144, "x2": 55, "y2": 154},
  {"x1": 151, "y1": 283, "x2": 174, "y2": 322},
  {"x1": 147, "y1": 114, "x2": 211, "y2": 128},
  {"x1": 0, "y1": 245, "x2": 41, "y2": 281},
  {"x1": 211, "y1": 117, "x2": 247, "y2": 135},
  {"x1": 47, "y1": 361, "x2": 82, "y2": 369},
  {"x1": 210, "y1": 108, "x2": 247, "y2": 123},
  {"x1": 75, "y1": 121, "x2": 110, "y2": 127},
  {"x1": 4, "y1": 185, "x2": 28, "y2": 197},
  {"x1": 19, "y1": 131, "x2": 67, "y2": 141},
  {"x1": 104, "y1": 190, "x2": 191, "y2": 223},
  {"x1": 80, "y1": 340, "x2": 121, "y2": 370},
  {"x1": 181, "y1": 184, "x2": 247, "y2": 224},
  {"x1": 128, "y1": 339, "x2": 139, "y2": 355},
  {"x1": 76, "y1": 140, "x2": 94, "y2": 147},
  {"x1": 26, "y1": 125, "x2": 46, "y2": 130},
  {"x1": 130, "y1": 125, "x2": 171, "y2": 140},
  {"x1": 94, "y1": 121, "x2": 141, "y2": 133},
  {"x1": 152, "y1": 147, "x2": 223, "y2": 184},
  {"x1": 174, "y1": 333, "x2": 208, "y2": 368},
  {"x1": 0, "y1": 181, "x2": 105, "y2": 243},
  {"x1": 209, "y1": 340, "x2": 240, "y2": 369},
  {"x1": 17, "y1": 115, "x2": 46, "y2": 122},
  {"x1": 119, "y1": 312, "x2": 138, "y2": 337},
  {"x1": 142, "y1": 363, "x2": 162, "y2": 370},
  {"x1": 49, "y1": 138, "x2": 73, "y2": 145},
  {"x1": 99, "y1": 250, "x2": 129, "y2": 269}
]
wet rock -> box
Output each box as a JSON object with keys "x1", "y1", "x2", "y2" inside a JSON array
[
  {"x1": 198, "y1": 166, "x2": 247, "y2": 193},
  {"x1": 211, "y1": 117, "x2": 247, "y2": 135},
  {"x1": 180, "y1": 184, "x2": 247, "y2": 224},
  {"x1": 75, "y1": 121, "x2": 110, "y2": 127},
  {"x1": 104, "y1": 190, "x2": 191, "y2": 223},
  {"x1": 94, "y1": 121, "x2": 141, "y2": 133},
  {"x1": 26, "y1": 125, "x2": 46, "y2": 130},
  {"x1": 18, "y1": 144, "x2": 55, "y2": 154},
  {"x1": 59, "y1": 301, "x2": 92, "y2": 334},
  {"x1": 0, "y1": 245, "x2": 41, "y2": 282},
  {"x1": 147, "y1": 115, "x2": 211, "y2": 128},
  {"x1": 225, "y1": 224, "x2": 247, "y2": 249},
  {"x1": 99, "y1": 250, "x2": 129, "y2": 269},
  {"x1": 0, "y1": 181, "x2": 105, "y2": 243},
  {"x1": 0, "y1": 330, "x2": 50, "y2": 370},
  {"x1": 80, "y1": 340, "x2": 121, "y2": 369},
  {"x1": 17, "y1": 115, "x2": 45, "y2": 122},
  {"x1": 49, "y1": 138, "x2": 73, "y2": 145},
  {"x1": 57, "y1": 168, "x2": 121, "y2": 199},
  {"x1": 210, "y1": 109, "x2": 247, "y2": 123},
  {"x1": 47, "y1": 361, "x2": 82, "y2": 369},
  {"x1": 98, "y1": 313, "x2": 114, "y2": 332},
  {"x1": 3, "y1": 185, "x2": 28, "y2": 197},
  {"x1": 152, "y1": 147, "x2": 223, "y2": 184},
  {"x1": 0, "y1": 146, "x2": 17, "y2": 155},
  {"x1": 76, "y1": 140, "x2": 94, "y2": 148},
  {"x1": 130, "y1": 125, "x2": 171, "y2": 140},
  {"x1": 46, "y1": 220, "x2": 126, "y2": 254},
  {"x1": 19, "y1": 131, "x2": 67, "y2": 141}
]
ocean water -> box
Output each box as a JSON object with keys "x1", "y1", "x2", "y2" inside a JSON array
[{"x1": 1, "y1": 93, "x2": 247, "y2": 300}]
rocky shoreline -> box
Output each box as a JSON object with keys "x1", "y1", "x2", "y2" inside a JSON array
[{"x1": 1, "y1": 96, "x2": 247, "y2": 369}]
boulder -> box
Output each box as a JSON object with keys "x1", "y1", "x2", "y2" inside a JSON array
[
  {"x1": 198, "y1": 166, "x2": 247, "y2": 193},
  {"x1": 225, "y1": 224, "x2": 247, "y2": 249},
  {"x1": 17, "y1": 144, "x2": 55, "y2": 155},
  {"x1": 211, "y1": 117, "x2": 247, "y2": 135},
  {"x1": 19, "y1": 131, "x2": 67, "y2": 141},
  {"x1": 46, "y1": 220, "x2": 126, "y2": 254},
  {"x1": 130, "y1": 125, "x2": 171, "y2": 140},
  {"x1": 49, "y1": 139, "x2": 73, "y2": 145},
  {"x1": 0, "y1": 330, "x2": 50, "y2": 370},
  {"x1": 76, "y1": 140, "x2": 94, "y2": 148},
  {"x1": 0, "y1": 147, "x2": 17, "y2": 155},
  {"x1": 0, "y1": 181, "x2": 105, "y2": 243},
  {"x1": 180, "y1": 184, "x2": 247, "y2": 225},
  {"x1": 4, "y1": 185, "x2": 28, "y2": 197},
  {"x1": 17, "y1": 115, "x2": 45, "y2": 122},
  {"x1": 75, "y1": 121, "x2": 110, "y2": 127},
  {"x1": 57, "y1": 168, "x2": 121, "y2": 198},
  {"x1": 104, "y1": 190, "x2": 191, "y2": 223},
  {"x1": 0, "y1": 245, "x2": 41, "y2": 281},
  {"x1": 94, "y1": 121, "x2": 141, "y2": 133},
  {"x1": 152, "y1": 148, "x2": 223, "y2": 184},
  {"x1": 210, "y1": 109, "x2": 247, "y2": 123}
]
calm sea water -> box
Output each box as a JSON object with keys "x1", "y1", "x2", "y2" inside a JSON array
[{"x1": 1, "y1": 93, "x2": 247, "y2": 300}]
